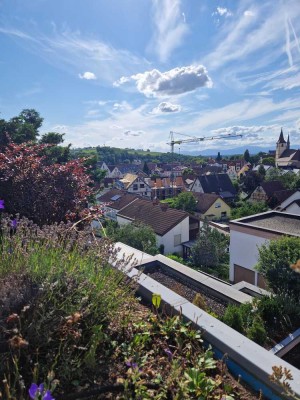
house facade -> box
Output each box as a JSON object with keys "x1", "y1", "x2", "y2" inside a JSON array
[
  {"x1": 116, "y1": 173, "x2": 151, "y2": 197},
  {"x1": 193, "y1": 193, "x2": 231, "y2": 220},
  {"x1": 116, "y1": 198, "x2": 191, "y2": 255},
  {"x1": 190, "y1": 173, "x2": 236, "y2": 202},
  {"x1": 229, "y1": 211, "x2": 300, "y2": 288}
]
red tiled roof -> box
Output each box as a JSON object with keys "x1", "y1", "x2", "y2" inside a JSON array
[{"x1": 117, "y1": 198, "x2": 188, "y2": 236}]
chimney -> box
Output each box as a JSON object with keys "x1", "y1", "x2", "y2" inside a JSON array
[{"x1": 160, "y1": 203, "x2": 168, "y2": 211}]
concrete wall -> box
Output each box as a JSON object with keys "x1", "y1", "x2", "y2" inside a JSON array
[{"x1": 229, "y1": 229, "x2": 269, "y2": 284}]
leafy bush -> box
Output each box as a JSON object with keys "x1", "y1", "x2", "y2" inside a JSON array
[
  {"x1": 256, "y1": 236, "x2": 300, "y2": 296},
  {"x1": 222, "y1": 305, "x2": 244, "y2": 333},
  {"x1": 247, "y1": 317, "x2": 267, "y2": 345}
]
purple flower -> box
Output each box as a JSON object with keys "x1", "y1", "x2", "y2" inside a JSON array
[
  {"x1": 29, "y1": 383, "x2": 54, "y2": 400},
  {"x1": 11, "y1": 219, "x2": 17, "y2": 229},
  {"x1": 0, "y1": 199, "x2": 4, "y2": 210},
  {"x1": 164, "y1": 348, "x2": 173, "y2": 360},
  {"x1": 125, "y1": 360, "x2": 138, "y2": 369}
]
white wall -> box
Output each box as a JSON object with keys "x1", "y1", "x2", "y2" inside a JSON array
[
  {"x1": 284, "y1": 203, "x2": 300, "y2": 215},
  {"x1": 157, "y1": 217, "x2": 189, "y2": 255},
  {"x1": 191, "y1": 179, "x2": 204, "y2": 193},
  {"x1": 280, "y1": 190, "x2": 300, "y2": 209},
  {"x1": 117, "y1": 215, "x2": 189, "y2": 255},
  {"x1": 229, "y1": 230, "x2": 269, "y2": 284}
]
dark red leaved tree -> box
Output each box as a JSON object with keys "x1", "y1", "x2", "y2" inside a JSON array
[{"x1": 0, "y1": 143, "x2": 93, "y2": 225}]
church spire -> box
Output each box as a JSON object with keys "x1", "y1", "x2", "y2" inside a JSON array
[
  {"x1": 287, "y1": 133, "x2": 290, "y2": 148},
  {"x1": 277, "y1": 128, "x2": 286, "y2": 144}
]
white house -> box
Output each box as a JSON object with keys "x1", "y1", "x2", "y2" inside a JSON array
[
  {"x1": 229, "y1": 211, "x2": 300, "y2": 288},
  {"x1": 116, "y1": 173, "x2": 151, "y2": 197},
  {"x1": 276, "y1": 190, "x2": 300, "y2": 215},
  {"x1": 116, "y1": 198, "x2": 190, "y2": 255}
]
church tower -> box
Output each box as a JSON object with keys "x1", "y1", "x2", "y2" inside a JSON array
[{"x1": 275, "y1": 128, "x2": 288, "y2": 166}]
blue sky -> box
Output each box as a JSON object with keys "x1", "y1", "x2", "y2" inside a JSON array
[{"x1": 1, "y1": 0, "x2": 300, "y2": 153}]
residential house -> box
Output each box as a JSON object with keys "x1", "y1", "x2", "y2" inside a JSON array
[
  {"x1": 116, "y1": 173, "x2": 151, "y2": 197},
  {"x1": 275, "y1": 190, "x2": 300, "y2": 215},
  {"x1": 98, "y1": 162, "x2": 123, "y2": 179},
  {"x1": 149, "y1": 177, "x2": 185, "y2": 199},
  {"x1": 96, "y1": 188, "x2": 139, "y2": 221},
  {"x1": 116, "y1": 198, "x2": 196, "y2": 255},
  {"x1": 190, "y1": 173, "x2": 237, "y2": 202},
  {"x1": 229, "y1": 211, "x2": 300, "y2": 288},
  {"x1": 193, "y1": 193, "x2": 231, "y2": 221},
  {"x1": 249, "y1": 181, "x2": 284, "y2": 203}
]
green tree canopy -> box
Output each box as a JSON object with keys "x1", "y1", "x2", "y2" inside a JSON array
[
  {"x1": 243, "y1": 149, "x2": 250, "y2": 162},
  {"x1": 190, "y1": 222, "x2": 229, "y2": 270},
  {"x1": 107, "y1": 221, "x2": 158, "y2": 255},
  {"x1": 173, "y1": 192, "x2": 197, "y2": 213},
  {"x1": 40, "y1": 132, "x2": 65, "y2": 145},
  {"x1": 231, "y1": 201, "x2": 268, "y2": 219},
  {"x1": 256, "y1": 236, "x2": 300, "y2": 296}
]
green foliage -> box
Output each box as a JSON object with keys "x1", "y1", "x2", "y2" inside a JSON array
[
  {"x1": 243, "y1": 149, "x2": 250, "y2": 162},
  {"x1": 143, "y1": 161, "x2": 150, "y2": 175},
  {"x1": 262, "y1": 157, "x2": 275, "y2": 166},
  {"x1": 173, "y1": 192, "x2": 197, "y2": 213},
  {"x1": 0, "y1": 217, "x2": 137, "y2": 398},
  {"x1": 222, "y1": 303, "x2": 267, "y2": 345},
  {"x1": 240, "y1": 170, "x2": 263, "y2": 193},
  {"x1": 258, "y1": 164, "x2": 266, "y2": 177},
  {"x1": 107, "y1": 221, "x2": 158, "y2": 255},
  {"x1": 192, "y1": 293, "x2": 207, "y2": 311},
  {"x1": 265, "y1": 168, "x2": 299, "y2": 189},
  {"x1": 166, "y1": 254, "x2": 186, "y2": 264},
  {"x1": 231, "y1": 200, "x2": 268, "y2": 219},
  {"x1": 222, "y1": 305, "x2": 244, "y2": 333},
  {"x1": 256, "y1": 236, "x2": 300, "y2": 296},
  {"x1": 247, "y1": 317, "x2": 267, "y2": 345},
  {"x1": 40, "y1": 132, "x2": 65, "y2": 145},
  {"x1": 190, "y1": 222, "x2": 229, "y2": 273}
]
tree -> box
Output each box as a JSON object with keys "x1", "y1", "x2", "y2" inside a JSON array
[
  {"x1": 243, "y1": 149, "x2": 250, "y2": 162},
  {"x1": 143, "y1": 162, "x2": 150, "y2": 175},
  {"x1": 0, "y1": 109, "x2": 43, "y2": 146},
  {"x1": 240, "y1": 171, "x2": 262, "y2": 193},
  {"x1": 257, "y1": 164, "x2": 266, "y2": 178},
  {"x1": 173, "y1": 192, "x2": 197, "y2": 213},
  {"x1": 266, "y1": 168, "x2": 297, "y2": 189},
  {"x1": 262, "y1": 157, "x2": 275, "y2": 166},
  {"x1": 190, "y1": 222, "x2": 229, "y2": 271},
  {"x1": 216, "y1": 152, "x2": 222, "y2": 162},
  {"x1": 107, "y1": 222, "x2": 158, "y2": 255},
  {"x1": 40, "y1": 132, "x2": 65, "y2": 145},
  {"x1": 0, "y1": 142, "x2": 92, "y2": 225},
  {"x1": 231, "y1": 201, "x2": 268, "y2": 219},
  {"x1": 256, "y1": 236, "x2": 300, "y2": 296}
]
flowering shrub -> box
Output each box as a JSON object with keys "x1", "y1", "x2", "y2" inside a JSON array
[{"x1": 0, "y1": 142, "x2": 92, "y2": 226}]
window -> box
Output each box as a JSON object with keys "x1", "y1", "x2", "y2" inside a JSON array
[
  {"x1": 140, "y1": 183, "x2": 145, "y2": 188},
  {"x1": 221, "y1": 211, "x2": 227, "y2": 218},
  {"x1": 133, "y1": 184, "x2": 138, "y2": 190},
  {"x1": 174, "y1": 234, "x2": 181, "y2": 246},
  {"x1": 215, "y1": 202, "x2": 221, "y2": 208}
]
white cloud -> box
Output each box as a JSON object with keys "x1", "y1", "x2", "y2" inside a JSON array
[
  {"x1": 150, "y1": 0, "x2": 189, "y2": 62},
  {"x1": 79, "y1": 71, "x2": 96, "y2": 80},
  {"x1": 211, "y1": 124, "x2": 280, "y2": 139},
  {"x1": 115, "y1": 65, "x2": 212, "y2": 97},
  {"x1": 244, "y1": 10, "x2": 255, "y2": 17},
  {"x1": 152, "y1": 102, "x2": 181, "y2": 113},
  {"x1": 124, "y1": 130, "x2": 144, "y2": 137},
  {"x1": 213, "y1": 7, "x2": 232, "y2": 17}
]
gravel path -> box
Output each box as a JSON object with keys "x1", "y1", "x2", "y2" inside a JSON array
[{"x1": 147, "y1": 268, "x2": 226, "y2": 317}]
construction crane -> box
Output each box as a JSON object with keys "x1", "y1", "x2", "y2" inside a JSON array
[{"x1": 167, "y1": 130, "x2": 243, "y2": 196}]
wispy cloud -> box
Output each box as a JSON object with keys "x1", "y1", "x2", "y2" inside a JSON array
[
  {"x1": 212, "y1": 7, "x2": 232, "y2": 18},
  {"x1": 115, "y1": 65, "x2": 212, "y2": 97},
  {"x1": 149, "y1": 0, "x2": 189, "y2": 62},
  {"x1": 0, "y1": 25, "x2": 149, "y2": 83}
]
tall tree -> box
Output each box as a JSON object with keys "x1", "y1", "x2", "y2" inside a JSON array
[
  {"x1": 216, "y1": 152, "x2": 222, "y2": 162},
  {"x1": 243, "y1": 149, "x2": 250, "y2": 162}
]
